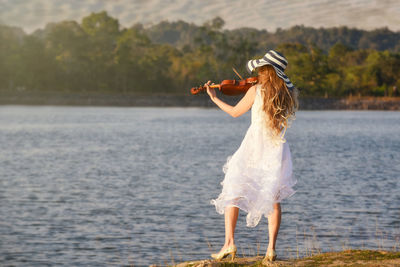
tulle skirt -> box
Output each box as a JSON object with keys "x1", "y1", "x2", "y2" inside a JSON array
[{"x1": 210, "y1": 122, "x2": 297, "y2": 227}]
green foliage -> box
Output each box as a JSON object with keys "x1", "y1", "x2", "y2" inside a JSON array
[{"x1": 0, "y1": 14, "x2": 400, "y2": 97}]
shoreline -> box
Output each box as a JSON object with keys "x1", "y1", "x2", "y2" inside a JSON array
[
  {"x1": 162, "y1": 249, "x2": 400, "y2": 267},
  {"x1": 1, "y1": 93, "x2": 400, "y2": 110}
]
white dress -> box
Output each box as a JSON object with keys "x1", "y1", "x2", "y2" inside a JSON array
[{"x1": 210, "y1": 84, "x2": 297, "y2": 227}]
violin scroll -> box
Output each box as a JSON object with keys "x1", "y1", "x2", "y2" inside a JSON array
[{"x1": 190, "y1": 83, "x2": 220, "y2": 95}]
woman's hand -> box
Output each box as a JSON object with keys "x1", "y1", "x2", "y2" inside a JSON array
[{"x1": 204, "y1": 80, "x2": 217, "y2": 99}]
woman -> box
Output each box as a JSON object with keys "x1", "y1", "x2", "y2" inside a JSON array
[{"x1": 206, "y1": 50, "x2": 299, "y2": 263}]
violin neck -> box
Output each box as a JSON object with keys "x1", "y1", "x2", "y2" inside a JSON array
[{"x1": 206, "y1": 84, "x2": 220, "y2": 89}]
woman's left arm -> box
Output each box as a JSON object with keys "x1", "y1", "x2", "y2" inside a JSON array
[{"x1": 205, "y1": 81, "x2": 256, "y2": 118}]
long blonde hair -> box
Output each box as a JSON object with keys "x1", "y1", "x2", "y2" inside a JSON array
[{"x1": 257, "y1": 65, "x2": 299, "y2": 141}]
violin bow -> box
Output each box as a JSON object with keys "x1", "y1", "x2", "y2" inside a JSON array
[{"x1": 232, "y1": 67, "x2": 244, "y2": 80}]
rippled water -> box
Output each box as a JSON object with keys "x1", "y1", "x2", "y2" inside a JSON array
[{"x1": 0, "y1": 106, "x2": 399, "y2": 266}]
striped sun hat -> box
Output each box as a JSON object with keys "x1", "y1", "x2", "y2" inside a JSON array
[{"x1": 246, "y1": 50, "x2": 294, "y2": 91}]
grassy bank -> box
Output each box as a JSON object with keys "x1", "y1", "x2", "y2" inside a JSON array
[
  {"x1": 167, "y1": 250, "x2": 400, "y2": 267},
  {"x1": 0, "y1": 92, "x2": 400, "y2": 110}
]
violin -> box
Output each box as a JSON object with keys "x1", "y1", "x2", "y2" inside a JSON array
[{"x1": 190, "y1": 77, "x2": 258, "y2": 96}]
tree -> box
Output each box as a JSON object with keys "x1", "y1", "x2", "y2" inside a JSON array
[
  {"x1": 44, "y1": 21, "x2": 89, "y2": 92},
  {"x1": 81, "y1": 11, "x2": 120, "y2": 91},
  {"x1": 0, "y1": 25, "x2": 25, "y2": 91}
]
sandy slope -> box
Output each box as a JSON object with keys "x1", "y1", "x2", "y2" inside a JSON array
[{"x1": 169, "y1": 250, "x2": 400, "y2": 267}]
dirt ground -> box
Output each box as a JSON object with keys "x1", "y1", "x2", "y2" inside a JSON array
[{"x1": 170, "y1": 250, "x2": 400, "y2": 267}]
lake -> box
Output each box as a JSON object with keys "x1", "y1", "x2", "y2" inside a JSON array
[{"x1": 0, "y1": 106, "x2": 399, "y2": 266}]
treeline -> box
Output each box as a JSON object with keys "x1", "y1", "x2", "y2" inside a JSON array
[
  {"x1": 0, "y1": 11, "x2": 399, "y2": 97},
  {"x1": 145, "y1": 19, "x2": 400, "y2": 53}
]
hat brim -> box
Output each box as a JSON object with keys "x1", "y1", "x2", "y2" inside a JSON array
[{"x1": 246, "y1": 59, "x2": 294, "y2": 90}]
